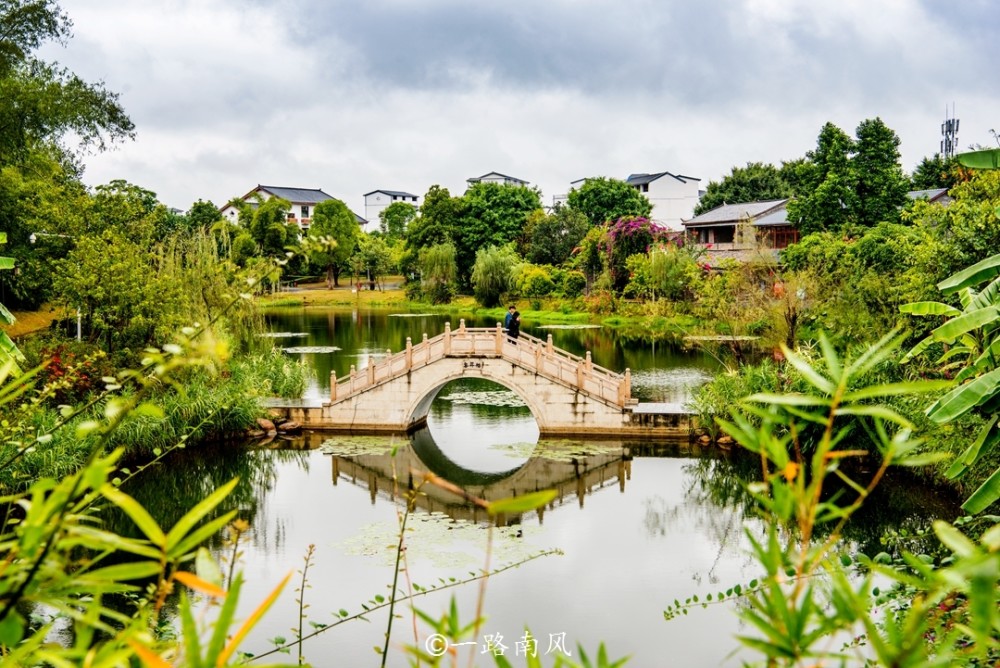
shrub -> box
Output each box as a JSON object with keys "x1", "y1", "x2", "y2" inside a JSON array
[{"x1": 561, "y1": 270, "x2": 587, "y2": 297}]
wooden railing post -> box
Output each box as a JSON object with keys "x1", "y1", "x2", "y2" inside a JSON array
[
  {"x1": 546, "y1": 334, "x2": 554, "y2": 355},
  {"x1": 495, "y1": 323, "x2": 503, "y2": 354},
  {"x1": 330, "y1": 370, "x2": 337, "y2": 402},
  {"x1": 405, "y1": 337, "x2": 413, "y2": 370},
  {"x1": 444, "y1": 321, "x2": 452, "y2": 355}
]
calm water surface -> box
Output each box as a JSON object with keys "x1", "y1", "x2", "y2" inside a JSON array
[{"x1": 136, "y1": 307, "x2": 961, "y2": 666}]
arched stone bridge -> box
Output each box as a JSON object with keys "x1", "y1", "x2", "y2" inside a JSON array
[{"x1": 273, "y1": 320, "x2": 692, "y2": 437}]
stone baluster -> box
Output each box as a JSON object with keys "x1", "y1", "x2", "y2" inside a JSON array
[
  {"x1": 585, "y1": 350, "x2": 593, "y2": 371},
  {"x1": 405, "y1": 337, "x2": 413, "y2": 370},
  {"x1": 546, "y1": 333, "x2": 554, "y2": 355},
  {"x1": 385, "y1": 348, "x2": 392, "y2": 378},
  {"x1": 625, "y1": 368, "x2": 632, "y2": 401},
  {"x1": 367, "y1": 358, "x2": 375, "y2": 385},
  {"x1": 330, "y1": 370, "x2": 337, "y2": 402},
  {"x1": 459, "y1": 318, "x2": 466, "y2": 334},
  {"x1": 534, "y1": 342, "x2": 542, "y2": 370},
  {"x1": 349, "y1": 364, "x2": 356, "y2": 393},
  {"x1": 444, "y1": 321, "x2": 452, "y2": 355},
  {"x1": 576, "y1": 361, "x2": 584, "y2": 389},
  {"x1": 495, "y1": 323, "x2": 503, "y2": 354},
  {"x1": 423, "y1": 332, "x2": 430, "y2": 364}
]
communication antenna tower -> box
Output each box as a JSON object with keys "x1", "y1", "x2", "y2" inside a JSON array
[{"x1": 941, "y1": 103, "x2": 959, "y2": 158}]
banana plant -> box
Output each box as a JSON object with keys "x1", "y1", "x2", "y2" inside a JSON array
[
  {"x1": 899, "y1": 150, "x2": 1000, "y2": 514},
  {"x1": 902, "y1": 252, "x2": 1000, "y2": 513}
]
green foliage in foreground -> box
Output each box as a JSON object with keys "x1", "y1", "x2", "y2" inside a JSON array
[{"x1": 674, "y1": 333, "x2": 1000, "y2": 666}]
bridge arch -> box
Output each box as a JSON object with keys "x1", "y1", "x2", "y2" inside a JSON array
[{"x1": 406, "y1": 367, "x2": 550, "y2": 433}]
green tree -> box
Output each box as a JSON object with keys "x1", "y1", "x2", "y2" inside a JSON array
[
  {"x1": 187, "y1": 199, "x2": 223, "y2": 230},
  {"x1": 454, "y1": 181, "x2": 541, "y2": 284},
  {"x1": 786, "y1": 122, "x2": 855, "y2": 234},
  {"x1": 378, "y1": 201, "x2": 416, "y2": 244},
  {"x1": 566, "y1": 176, "x2": 652, "y2": 227},
  {"x1": 911, "y1": 153, "x2": 964, "y2": 190},
  {"x1": 523, "y1": 204, "x2": 589, "y2": 266},
  {"x1": 307, "y1": 198, "x2": 358, "y2": 287},
  {"x1": 853, "y1": 117, "x2": 909, "y2": 227},
  {"x1": 51, "y1": 228, "x2": 167, "y2": 353},
  {"x1": 694, "y1": 162, "x2": 792, "y2": 215},
  {"x1": 352, "y1": 233, "x2": 393, "y2": 291},
  {"x1": 0, "y1": 0, "x2": 134, "y2": 166},
  {"x1": 406, "y1": 185, "x2": 462, "y2": 251},
  {"x1": 471, "y1": 244, "x2": 519, "y2": 307},
  {"x1": 247, "y1": 195, "x2": 294, "y2": 258}
]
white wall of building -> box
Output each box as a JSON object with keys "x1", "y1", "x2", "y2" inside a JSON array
[{"x1": 645, "y1": 176, "x2": 700, "y2": 231}]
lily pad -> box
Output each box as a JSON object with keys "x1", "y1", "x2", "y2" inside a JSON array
[
  {"x1": 282, "y1": 346, "x2": 341, "y2": 353},
  {"x1": 320, "y1": 436, "x2": 403, "y2": 457},
  {"x1": 494, "y1": 440, "x2": 625, "y2": 462},
  {"x1": 259, "y1": 332, "x2": 309, "y2": 338},
  {"x1": 438, "y1": 389, "x2": 527, "y2": 408},
  {"x1": 388, "y1": 313, "x2": 436, "y2": 318},
  {"x1": 341, "y1": 511, "x2": 546, "y2": 568}
]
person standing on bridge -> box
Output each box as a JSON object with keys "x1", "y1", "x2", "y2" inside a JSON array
[
  {"x1": 508, "y1": 310, "x2": 521, "y2": 343},
  {"x1": 504, "y1": 305, "x2": 516, "y2": 331}
]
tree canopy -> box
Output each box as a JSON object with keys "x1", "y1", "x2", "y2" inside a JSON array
[
  {"x1": 307, "y1": 198, "x2": 359, "y2": 287},
  {"x1": 694, "y1": 162, "x2": 793, "y2": 215},
  {"x1": 566, "y1": 177, "x2": 652, "y2": 227},
  {"x1": 453, "y1": 181, "x2": 542, "y2": 284},
  {"x1": 0, "y1": 1, "x2": 133, "y2": 166}
]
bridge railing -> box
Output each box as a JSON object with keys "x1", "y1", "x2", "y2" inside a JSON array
[{"x1": 329, "y1": 319, "x2": 632, "y2": 407}]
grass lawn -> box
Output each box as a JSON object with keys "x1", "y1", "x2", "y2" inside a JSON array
[{"x1": 2, "y1": 305, "x2": 63, "y2": 338}]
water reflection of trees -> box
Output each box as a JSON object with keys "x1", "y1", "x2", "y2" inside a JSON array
[
  {"x1": 103, "y1": 442, "x2": 310, "y2": 548},
  {"x1": 677, "y1": 449, "x2": 961, "y2": 559}
]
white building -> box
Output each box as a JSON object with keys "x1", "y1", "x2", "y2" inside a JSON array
[
  {"x1": 219, "y1": 185, "x2": 367, "y2": 232},
  {"x1": 625, "y1": 171, "x2": 701, "y2": 231},
  {"x1": 363, "y1": 190, "x2": 420, "y2": 232},
  {"x1": 466, "y1": 171, "x2": 530, "y2": 188}
]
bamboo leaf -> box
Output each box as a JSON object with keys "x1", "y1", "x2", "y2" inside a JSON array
[
  {"x1": 781, "y1": 347, "x2": 835, "y2": 394},
  {"x1": 101, "y1": 485, "x2": 166, "y2": 548},
  {"x1": 165, "y1": 478, "x2": 239, "y2": 553},
  {"x1": 933, "y1": 520, "x2": 978, "y2": 557},
  {"x1": 82, "y1": 561, "x2": 164, "y2": 581},
  {"x1": 174, "y1": 571, "x2": 226, "y2": 598},
  {"x1": 837, "y1": 405, "x2": 912, "y2": 428},
  {"x1": 127, "y1": 640, "x2": 172, "y2": 668},
  {"x1": 216, "y1": 571, "x2": 292, "y2": 666},
  {"x1": 745, "y1": 393, "x2": 829, "y2": 406},
  {"x1": 487, "y1": 490, "x2": 557, "y2": 516},
  {"x1": 841, "y1": 380, "x2": 952, "y2": 401}
]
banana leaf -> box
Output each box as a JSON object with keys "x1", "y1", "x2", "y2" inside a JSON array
[
  {"x1": 927, "y1": 366, "x2": 1000, "y2": 423},
  {"x1": 929, "y1": 306, "x2": 1000, "y2": 344},
  {"x1": 939, "y1": 253, "x2": 1000, "y2": 295},
  {"x1": 957, "y1": 148, "x2": 1000, "y2": 170},
  {"x1": 898, "y1": 301, "x2": 962, "y2": 317}
]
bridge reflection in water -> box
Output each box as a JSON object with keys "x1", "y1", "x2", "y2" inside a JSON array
[{"x1": 296, "y1": 428, "x2": 703, "y2": 525}]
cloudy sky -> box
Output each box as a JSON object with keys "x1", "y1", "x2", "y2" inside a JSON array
[{"x1": 43, "y1": 0, "x2": 1000, "y2": 212}]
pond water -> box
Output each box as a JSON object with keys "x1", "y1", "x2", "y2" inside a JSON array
[{"x1": 130, "y1": 307, "x2": 962, "y2": 666}]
